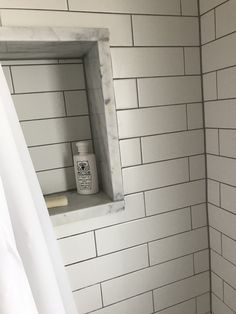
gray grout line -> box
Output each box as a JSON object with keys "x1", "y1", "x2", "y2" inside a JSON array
[
  {"x1": 60, "y1": 226, "x2": 208, "y2": 262},
  {"x1": 9, "y1": 66, "x2": 15, "y2": 93},
  {"x1": 130, "y1": 15, "x2": 135, "y2": 46},
  {"x1": 199, "y1": 0, "x2": 230, "y2": 17}
]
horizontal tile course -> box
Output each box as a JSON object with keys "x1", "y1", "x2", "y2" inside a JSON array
[
  {"x1": 91, "y1": 292, "x2": 153, "y2": 314},
  {"x1": 133, "y1": 16, "x2": 199, "y2": 46},
  {"x1": 207, "y1": 155, "x2": 236, "y2": 186},
  {"x1": 154, "y1": 272, "x2": 210, "y2": 310},
  {"x1": 111, "y1": 48, "x2": 184, "y2": 78},
  {"x1": 145, "y1": 180, "x2": 206, "y2": 215},
  {"x1": 21, "y1": 116, "x2": 91, "y2": 146},
  {"x1": 0, "y1": 0, "x2": 67, "y2": 9},
  {"x1": 149, "y1": 227, "x2": 208, "y2": 265},
  {"x1": 211, "y1": 272, "x2": 223, "y2": 299},
  {"x1": 202, "y1": 33, "x2": 236, "y2": 73},
  {"x1": 138, "y1": 76, "x2": 202, "y2": 107},
  {"x1": 205, "y1": 100, "x2": 236, "y2": 128},
  {"x1": 95, "y1": 208, "x2": 191, "y2": 255},
  {"x1": 68, "y1": 0, "x2": 181, "y2": 15},
  {"x1": 221, "y1": 183, "x2": 236, "y2": 214},
  {"x1": 155, "y1": 299, "x2": 196, "y2": 314},
  {"x1": 122, "y1": 158, "x2": 189, "y2": 194},
  {"x1": 102, "y1": 255, "x2": 194, "y2": 306},
  {"x1": 11, "y1": 64, "x2": 85, "y2": 93},
  {"x1": 141, "y1": 130, "x2": 204, "y2": 163},
  {"x1": 13, "y1": 92, "x2": 66, "y2": 121},
  {"x1": 73, "y1": 285, "x2": 102, "y2": 314},
  {"x1": 117, "y1": 105, "x2": 187, "y2": 139},
  {"x1": 209, "y1": 204, "x2": 236, "y2": 240},
  {"x1": 1, "y1": 10, "x2": 132, "y2": 46},
  {"x1": 58, "y1": 232, "x2": 96, "y2": 265},
  {"x1": 216, "y1": 0, "x2": 236, "y2": 38},
  {"x1": 211, "y1": 249, "x2": 236, "y2": 289},
  {"x1": 67, "y1": 245, "x2": 148, "y2": 290},
  {"x1": 212, "y1": 293, "x2": 234, "y2": 314}
]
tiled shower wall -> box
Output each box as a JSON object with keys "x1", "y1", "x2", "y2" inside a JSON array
[
  {"x1": 201, "y1": 0, "x2": 236, "y2": 313},
  {"x1": 0, "y1": 1, "x2": 211, "y2": 314},
  {"x1": 3, "y1": 59, "x2": 92, "y2": 195}
]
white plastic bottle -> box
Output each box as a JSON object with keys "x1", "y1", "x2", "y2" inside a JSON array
[{"x1": 73, "y1": 141, "x2": 99, "y2": 195}]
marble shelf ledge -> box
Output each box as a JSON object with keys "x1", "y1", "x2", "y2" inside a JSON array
[{"x1": 49, "y1": 190, "x2": 125, "y2": 227}]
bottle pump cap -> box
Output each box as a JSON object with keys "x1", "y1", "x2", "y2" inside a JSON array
[{"x1": 76, "y1": 141, "x2": 90, "y2": 153}]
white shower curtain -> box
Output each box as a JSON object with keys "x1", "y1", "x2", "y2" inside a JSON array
[{"x1": 0, "y1": 65, "x2": 78, "y2": 314}]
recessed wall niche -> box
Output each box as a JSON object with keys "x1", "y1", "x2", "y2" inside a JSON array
[{"x1": 0, "y1": 27, "x2": 124, "y2": 216}]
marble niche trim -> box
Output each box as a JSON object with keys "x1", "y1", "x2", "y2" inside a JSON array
[{"x1": 0, "y1": 26, "x2": 124, "y2": 220}]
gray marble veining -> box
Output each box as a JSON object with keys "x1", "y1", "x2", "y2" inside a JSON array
[{"x1": 0, "y1": 26, "x2": 124, "y2": 213}]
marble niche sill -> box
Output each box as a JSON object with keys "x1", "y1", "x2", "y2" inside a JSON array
[{"x1": 49, "y1": 190, "x2": 125, "y2": 227}]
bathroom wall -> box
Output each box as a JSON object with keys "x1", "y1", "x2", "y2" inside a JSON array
[
  {"x1": 2, "y1": 58, "x2": 92, "y2": 195},
  {"x1": 0, "y1": 1, "x2": 210, "y2": 314},
  {"x1": 200, "y1": 0, "x2": 236, "y2": 313}
]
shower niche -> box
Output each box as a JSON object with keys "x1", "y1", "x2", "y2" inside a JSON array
[{"x1": 0, "y1": 27, "x2": 124, "y2": 222}]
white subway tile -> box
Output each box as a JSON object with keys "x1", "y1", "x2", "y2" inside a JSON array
[
  {"x1": 67, "y1": 245, "x2": 148, "y2": 290},
  {"x1": 194, "y1": 249, "x2": 209, "y2": 273},
  {"x1": 2, "y1": 59, "x2": 58, "y2": 65},
  {"x1": 181, "y1": 0, "x2": 199, "y2": 16},
  {"x1": 202, "y1": 33, "x2": 236, "y2": 73},
  {"x1": 207, "y1": 155, "x2": 236, "y2": 186},
  {"x1": 218, "y1": 66, "x2": 236, "y2": 99},
  {"x1": 123, "y1": 158, "x2": 189, "y2": 194},
  {"x1": 68, "y1": 0, "x2": 181, "y2": 15},
  {"x1": 133, "y1": 16, "x2": 199, "y2": 46},
  {"x1": 220, "y1": 130, "x2": 236, "y2": 158},
  {"x1": 141, "y1": 130, "x2": 204, "y2": 163},
  {"x1": 212, "y1": 293, "x2": 234, "y2": 314},
  {"x1": 209, "y1": 227, "x2": 222, "y2": 254},
  {"x1": 13, "y1": 92, "x2": 66, "y2": 121},
  {"x1": 73, "y1": 285, "x2": 102, "y2": 314},
  {"x1": 149, "y1": 227, "x2": 208, "y2": 265},
  {"x1": 211, "y1": 272, "x2": 223, "y2": 299},
  {"x1": 197, "y1": 292, "x2": 210, "y2": 314},
  {"x1": 203, "y1": 72, "x2": 217, "y2": 101},
  {"x1": 200, "y1": 0, "x2": 227, "y2": 14},
  {"x1": 1, "y1": 10, "x2": 132, "y2": 46},
  {"x1": 191, "y1": 203, "x2": 207, "y2": 229},
  {"x1": 156, "y1": 299, "x2": 196, "y2": 314},
  {"x1": 54, "y1": 193, "x2": 145, "y2": 238},
  {"x1": 205, "y1": 100, "x2": 236, "y2": 128},
  {"x1": 145, "y1": 180, "x2": 206, "y2": 215},
  {"x1": 11, "y1": 64, "x2": 85, "y2": 93},
  {"x1": 206, "y1": 129, "x2": 219, "y2": 154},
  {"x1": 201, "y1": 10, "x2": 215, "y2": 44},
  {"x1": 211, "y1": 250, "x2": 236, "y2": 289},
  {"x1": 208, "y1": 179, "x2": 220, "y2": 206},
  {"x1": 209, "y1": 204, "x2": 236, "y2": 240},
  {"x1": 119, "y1": 138, "x2": 141, "y2": 167},
  {"x1": 216, "y1": 0, "x2": 236, "y2": 37},
  {"x1": 38, "y1": 167, "x2": 76, "y2": 194},
  {"x1": 187, "y1": 103, "x2": 203, "y2": 130},
  {"x1": 224, "y1": 282, "x2": 236, "y2": 312},
  {"x1": 189, "y1": 155, "x2": 206, "y2": 180},
  {"x1": 29, "y1": 143, "x2": 73, "y2": 171},
  {"x1": 21, "y1": 116, "x2": 91, "y2": 146},
  {"x1": 64, "y1": 91, "x2": 89, "y2": 116},
  {"x1": 102, "y1": 255, "x2": 193, "y2": 306},
  {"x1": 111, "y1": 48, "x2": 184, "y2": 78},
  {"x1": 222, "y1": 235, "x2": 236, "y2": 265},
  {"x1": 114, "y1": 79, "x2": 138, "y2": 109},
  {"x1": 221, "y1": 183, "x2": 236, "y2": 214},
  {"x1": 117, "y1": 105, "x2": 187, "y2": 139},
  {"x1": 58, "y1": 232, "x2": 96, "y2": 265},
  {"x1": 91, "y1": 292, "x2": 153, "y2": 314},
  {"x1": 95, "y1": 208, "x2": 191, "y2": 255},
  {"x1": 154, "y1": 272, "x2": 210, "y2": 310},
  {"x1": 138, "y1": 76, "x2": 202, "y2": 107},
  {"x1": 184, "y1": 47, "x2": 201, "y2": 74},
  {"x1": 59, "y1": 59, "x2": 82, "y2": 64},
  {"x1": 0, "y1": 0, "x2": 67, "y2": 9},
  {"x1": 2, "y1": 66, "x2": 13, "y2": 93}
]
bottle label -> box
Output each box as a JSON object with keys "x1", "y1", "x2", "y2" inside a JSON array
[{"x1": 76, "y1": 160, "x2": 92, "y2": 190}]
